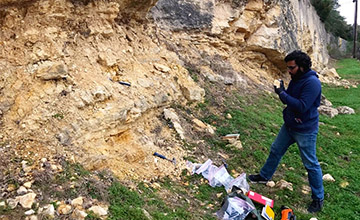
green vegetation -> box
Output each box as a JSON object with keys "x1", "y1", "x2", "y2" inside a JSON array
[
  {"x1": 310, "y1": 0, "x2": 353, "y2": 41},
  {"x1": 335, "y1": 58, "x2": 360, "y2": 83},
  {"x1": 52, "y1": 113, "x2": 64, "y2": 119},
  {"x1": 105, "y1": 59, "x2": 359, "y2": 219}
]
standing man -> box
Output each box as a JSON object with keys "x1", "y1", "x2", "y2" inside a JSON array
[{"x1": 248, "y1": 50, "x2": 324, "y2": 213}]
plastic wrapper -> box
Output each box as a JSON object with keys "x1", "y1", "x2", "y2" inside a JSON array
[
  {"x1": 216, "y1": 196, "x2": 254, "y2": 220},
  {"x1": 226, "y1": 173, "x2": 250, "y2": 194},
  {"x1": 209, "y1": 165, "x2": 234, "y2": 188},
  {"x1": 187, "y1": 159, "x2": 250, "y2": 193}
]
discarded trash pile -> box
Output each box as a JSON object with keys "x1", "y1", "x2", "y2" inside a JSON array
[{"x1": 187, "y1": 159, "x2": 285, "y2": 220}]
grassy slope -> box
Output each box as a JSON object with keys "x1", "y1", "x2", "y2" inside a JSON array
[{"x1": 105, "y1": 59, "x2": 360, "y2": 220}]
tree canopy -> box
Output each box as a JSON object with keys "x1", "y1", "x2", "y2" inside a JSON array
[{"x1": 311, "y1": 0, "x2": 354, "y2": 41}]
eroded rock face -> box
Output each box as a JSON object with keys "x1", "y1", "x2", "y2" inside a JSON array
[
  {"x1": 0, "y1": 0, "x2": 340, "y2": 180},
  {"x1": 150, "y1": 0, "x2": 331, "y2": 72}
]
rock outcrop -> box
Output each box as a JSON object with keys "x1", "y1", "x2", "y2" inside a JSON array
[{"x1": 0, "y1": 0, "x2": 347, "y2": 180}]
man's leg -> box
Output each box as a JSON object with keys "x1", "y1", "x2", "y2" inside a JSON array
[
  {"x1": 293, "y1": 129, "x2": 324, "y2": 212},
  {"x1": 294, "y1": 129, "x2": 324, "y2": 200},
  {"x1": 259, "y1": 125, "x2": 295, "y2": 180}
]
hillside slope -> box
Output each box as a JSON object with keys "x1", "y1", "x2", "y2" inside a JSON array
[{"x1": 0, "y1": 0, "x2": 340, "y2": 183}]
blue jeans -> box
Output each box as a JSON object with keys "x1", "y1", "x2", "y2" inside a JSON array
[{"x1": 260, "y1": 124, "x2": 324, "y2": 200}]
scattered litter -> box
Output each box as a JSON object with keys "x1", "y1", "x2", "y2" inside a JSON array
[
  {"x1": 261, "y1": 205, "x2": 274, "y2": 220},
  {"x1": 216, "y1": 196, "x2": 254, "y2": 220},
  {"x1": 217, "y1": 187, "x2": 264, "y2": 220},
  {"x1": 188, "y1": 159, "x2": 279, "y2": 220},
  {"x1": 187, "y1": 159, "x2": 249, "y2": 193},
  {"x1": 247, "y1": 190, "x2": 274, "y2": 208}
]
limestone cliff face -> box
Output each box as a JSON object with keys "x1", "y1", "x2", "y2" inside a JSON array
[
  {"x1": 0, "y1": 0, "x2": 333, "y2": 179},
  {"x1": 150, "y1": 0, "x2": 330, "y2": 70}
]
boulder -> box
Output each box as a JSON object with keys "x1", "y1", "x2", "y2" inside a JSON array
[
  {"x1": 337, "y1": 106, "x2": 355, "y2": 115},
  {"x1": 318, "y1": 106, "x2": 338, "y2": 118}
]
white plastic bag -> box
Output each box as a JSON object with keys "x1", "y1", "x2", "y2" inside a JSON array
[
  {"x1": 209, "y1": 165, "x2": 234, "y2": 188},
  {"x1": 187, "y1": 159, "x2": 250, "y2": 193},
  {"x1": 226, "y1": 173, "x2": 250, "y2": 194},
  {"x1": 216, "y1": 196, "x2": 254, "y2": 220}
]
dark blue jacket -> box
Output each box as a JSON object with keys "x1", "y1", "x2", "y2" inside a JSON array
[{"x1": 278, "y1": 70, "x2": 321, "y2": 132}]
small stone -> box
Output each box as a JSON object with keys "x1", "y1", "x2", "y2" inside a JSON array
[
  {"x1": 276, "y1": 179, "x2": 293, "y2": 191},
  {"x1": 192, "y1": 118, "x2": 207, "y2": 129},
  {"x1": 25, "y1": 216, "x2": 38, "y2": 220},
  {"x1": 226, "y1": 113, "x2": 232, "y2": 119},
  {"x1": 17, "y1": 186, "x2": 28, "y2": 195},
  {"x1": 150, "y1": 182, "x2": 161, "y2": 189},
  {"x1": 340, "y1": 181, "x2": 349, "y2": 188},
  {"x1": 57, "y1": 204, "x2": 72, "y2": 215},
  {"x1": 6, "y1": 198, "x2": 19, "y2": 209},
  {"x1": 23, "y1": 166, "x2": 32, "y2": 173},
  {"x1": 17, "y1": 192, "x2": 37, "y2": 209},
  {"x1": 337, "y1": 106, "x2": 355, "y2": 115},
  {"x1": 0, "y1": 201, "x2": 6, "y2": 207},
  {"x1": 71, "y1": 197, "x2": 84, "y2": 207},
  {"x1": 72, "y1": 208, "x2": 88, "y2": 220},
  {"x1": 228, "y1": 140, "x2": 243, "y2": 149},
  {"x1": 50, "y1": 164, "x2": 58, "y2": 170},
  {"x1": 41, "y1": 204, "x2": 55, "y2": 218},
  {"x1": 310, "y1": 218, "x2": 318, "y2": 220},
  {"x1": 301, "y1": 185, "x2": 311, "y2": 195},
  {"x1": 217, "y1": 152, "x2": 229, "y2": 160},
  {"x1": 24, "y1": 209, "x2": 35, "y2": 215},
  {"x1": 323, "y1": 174, "x2": 335, "y2": 182},
  {"x1": 88, "y1": 205, "x2": 108, "y2": 216},
  {"x1": 222, "y1": 134, "x2": 240, "y2": 142},
  {"x1": 7, "y1": 184, "x2": 16, "y2": 192},
  {"x1": 266, "y1": 181, "x2": 276, "y2": 188},
  {"x1": 142, "y1": 208, "x2": 153, "y2": 220},
  {"x1": 23, "y1": 181, "x2": 33, "y2": 189},
  {"x1": 206, "y1": 125, "x2": 215, "y2": 134},
  {"x1": 154, "y1": 63, "x2": 171, "y2": 73},
  {"x1": 206, "y1": 204, "x2": 214, "y2": 209}
]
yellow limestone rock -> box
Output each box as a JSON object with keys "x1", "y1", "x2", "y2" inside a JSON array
[
  {"x1": 17, "y1": 193, "x2": 36, "y2": 209},
  {"x1": 273, "y1": 79, "x2": 281, "y2": 88},
  {"x1": 57, "y1": 204, "x2": 72, "y2": 215}
]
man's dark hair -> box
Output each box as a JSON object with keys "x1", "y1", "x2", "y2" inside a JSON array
[{"x1": 284, "y1": 50, "x2": 312, "y2": 72}]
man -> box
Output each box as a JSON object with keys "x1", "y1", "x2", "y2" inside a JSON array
[{"x1": 249, "y1": 50, "x2": 324, "y2": 213}]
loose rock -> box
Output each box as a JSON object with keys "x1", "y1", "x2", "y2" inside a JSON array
[
  {"x1": 17, "y1": 192, "x2": 37, "y2": 209},
  {"x1": 323, "y1": 173, "x2": 335, "y2": 182},
  {"x1": 266, "y1": 181, "x2": 276, "y2": 188},
  {"x1": 276, "y1": 179, "x2": 293, "y2": 191},
  {"x1": 88, "y1": 205, "x2": 108, "y2": 216}
]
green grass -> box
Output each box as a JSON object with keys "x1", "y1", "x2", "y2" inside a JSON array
[
  {"x1": 108, "y1": 178, "x2": 218, "y2": 220},
  {"x1": 335, "y1": 58, "x2": 360, "y2": 83},
  {"x1": 106, "y1": 59, "x2": 360, "y2": 219}
]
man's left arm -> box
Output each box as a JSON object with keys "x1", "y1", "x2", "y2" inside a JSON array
[{"x1": 279, "y1": 79, "x2": 321, "y2": 113}]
